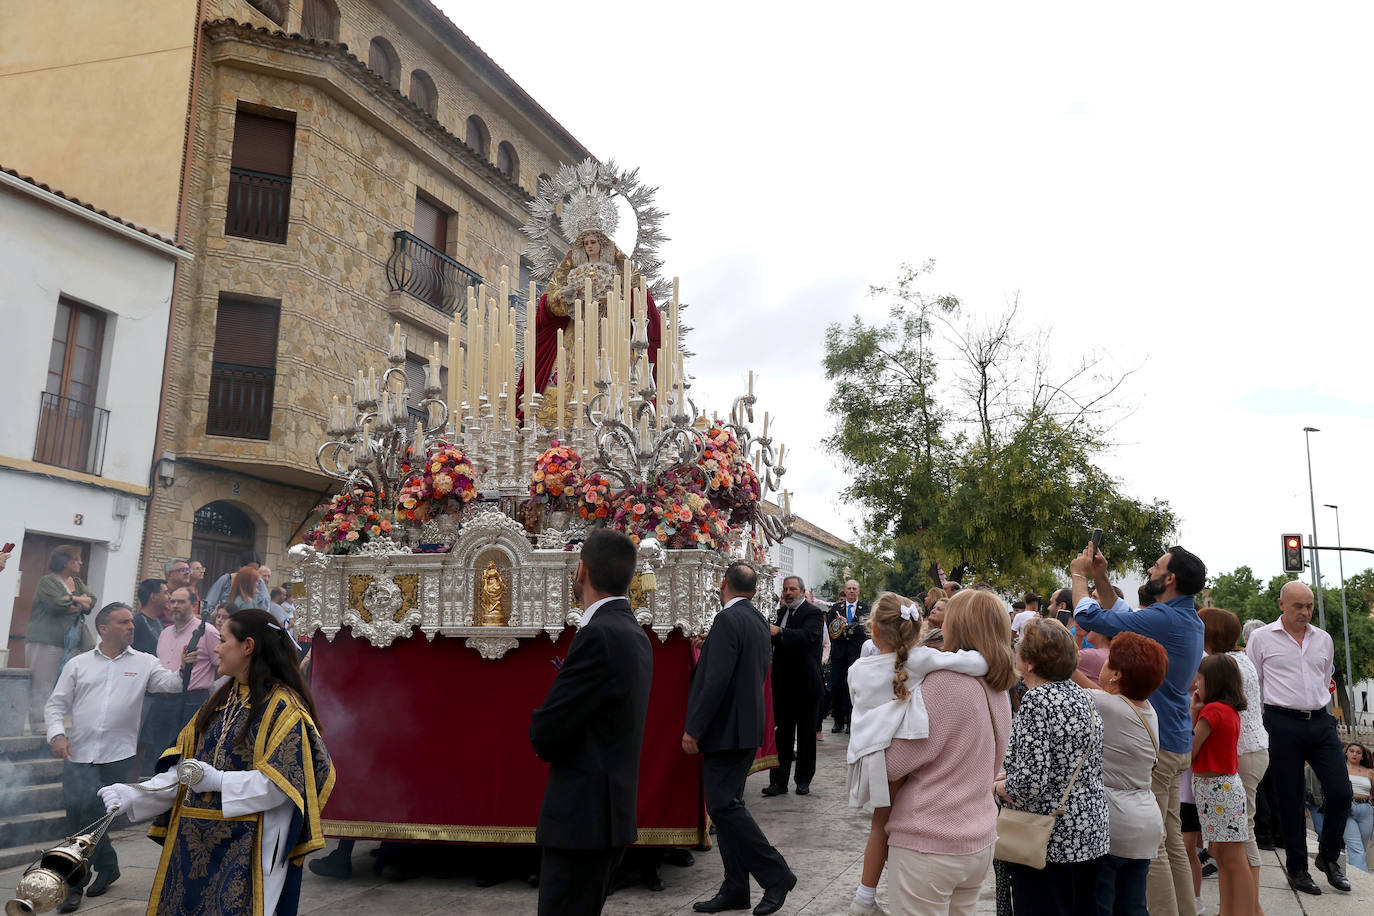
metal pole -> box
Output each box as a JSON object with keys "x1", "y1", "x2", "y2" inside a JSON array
[
  {"x1": 1326, "y1": 504, "x2": 1354, "y2": 730},
  {"x1": 1303, "y1": 427, "x2": 1327, "y2": 629}
]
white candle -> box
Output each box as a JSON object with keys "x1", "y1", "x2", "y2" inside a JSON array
[
  {"x1": 447, "y1": 321, "x2": 461, "y2": 417},
  {"x1": 555, "y1": 328, "x2": 566, "y2": 431},
  {"x1": 762, "y1": 411, "x2": 769, "y2": 439},
  {"x1": 524, "y1": 282, "x2": 536, "y2": 423},
  {"x1": 368, "y1": 367, "x2": 378, "y2": 403},
  {"x1": 748, "y1": 370, "x2": 754, "y2": 397},
  {"x1": 389, "y1": 322, "x2": 401, "y2": 360}
]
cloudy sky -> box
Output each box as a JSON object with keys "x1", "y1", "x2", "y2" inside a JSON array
[{"x1": 442, "y1": 1, "x2": 1374, "y2": 588}]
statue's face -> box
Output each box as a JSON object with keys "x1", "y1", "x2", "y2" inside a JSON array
[{"x1": 582, "y1": 234, "x2": 601, "y2": 260}]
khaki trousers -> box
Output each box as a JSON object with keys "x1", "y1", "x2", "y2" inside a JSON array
[
  {"x1": 1147, "y1": 748, "x2": 1193, "y2": 916},
  {"x1": 888, "y1": 843, "x2": 993, "y2": 916},
  {"x1": 1238, "y1": 749, "x2": 1270, "y2": 867}
]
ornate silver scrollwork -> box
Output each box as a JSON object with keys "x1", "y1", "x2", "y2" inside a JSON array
[{"x1": 465, "y1": 636, "x2": 519, "y2": 660}]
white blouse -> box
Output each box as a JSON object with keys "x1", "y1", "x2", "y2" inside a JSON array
[{"x1": 1227, "y1": 650, "x2": 1269, "y2": 755}]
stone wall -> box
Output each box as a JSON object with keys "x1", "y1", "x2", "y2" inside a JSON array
[{"x1": 143, "y1": 9, "x2": 588, "y2": 578}]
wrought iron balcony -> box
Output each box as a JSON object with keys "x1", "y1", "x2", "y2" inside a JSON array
[
  {"x1": 207, "y1": 363, "x2": 275, "y2": 439},
  {"x1": 226, "y1": 167, "x2": 291, "y2": 244},
  {"x1": 386, "y1": 231, "x2": 482, "y2": 316},
  {"x1": 33, "y1": 392, "x2": 109, "y2": 476}
]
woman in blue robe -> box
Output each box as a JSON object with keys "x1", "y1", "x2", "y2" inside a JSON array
[{"x1": 101, "y1": 609, "x2": 334, "y2": 915}]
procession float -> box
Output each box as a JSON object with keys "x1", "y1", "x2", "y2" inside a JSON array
[{"x1": 290, "y1": 160, "x2": 797, "y2": 848}]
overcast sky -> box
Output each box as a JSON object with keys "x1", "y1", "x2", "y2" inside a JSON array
[{"x1": 442, "y1": 1, "x2": 1374, "y2": 588}]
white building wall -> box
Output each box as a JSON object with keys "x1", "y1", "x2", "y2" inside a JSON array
[
  {"x1": 771, "y1": 533, "x2": 847, "y2": 603},
  {"x1": 0, "y1": 180, "x2": 180, "y2": 658}
]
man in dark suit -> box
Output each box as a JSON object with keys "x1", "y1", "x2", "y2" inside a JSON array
[
  {"x1": 530, "y1": 528, "x2": 653, "y2": 916},
  {"x1": 684, "y1": 561, "x2": 796, "y2": 915},
  {"x1": 825, "y1": 579, "x2": 869, "y2": 733},
  {"x1": 762, "y1": 574, "x2": 824, "y2": 797}
]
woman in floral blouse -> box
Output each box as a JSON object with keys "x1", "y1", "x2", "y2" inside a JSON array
[
  {"x1": 997, "y1": 617, "x2": 1109, "y2": 915},
  {"x1": 25, "y1": 544, "x2": 95, "y2": 731}
]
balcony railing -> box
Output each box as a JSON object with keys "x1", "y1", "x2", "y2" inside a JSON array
[
  {"x1": 386, "y1": 231, "x2": 482, "y2": 316},
  {"x1": 207, "y1": 363, "x2": 275, "y2": 439},
  {"x1": 33, "y1": 391, "x2": 109, "y2": 476},
  {"x1": 226, "y1": 167, "x2": 291, "y2": 244}
]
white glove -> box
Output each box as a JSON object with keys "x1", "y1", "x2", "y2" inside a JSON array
[
  {"x1": 98, "y1": 783, "x2": 135, "y2": 814},
  {"x1": 179, "y1": 759, "x2": 225, "y2": 793}
]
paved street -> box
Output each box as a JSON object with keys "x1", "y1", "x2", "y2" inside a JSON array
[{"x1": 4, "y1": 730, "x2": 1370, "y2": 915}]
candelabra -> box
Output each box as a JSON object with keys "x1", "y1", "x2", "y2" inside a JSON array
[
  {"x1": 724, "y1": 391, "x2": 794, "y2": 545},
  {"x1": 317, "y1": 343, "x2": 449, "y2": 518}
]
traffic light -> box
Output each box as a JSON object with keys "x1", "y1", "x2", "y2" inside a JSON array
[{"x1": 1282, "y1": 534, "x2": 1304, "y2": 573}]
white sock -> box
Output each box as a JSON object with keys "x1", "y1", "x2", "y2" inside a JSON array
[
  {"x1": 1194, "y1": 896, "x2": 1205, "y2": 915},
  {"x1": 855, "y1": 884, "x2": 877, "y2": 906}
]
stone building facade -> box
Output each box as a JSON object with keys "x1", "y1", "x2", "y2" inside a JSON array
[{"x1": 147, "y1": 0, "x2": 593, "y2": 588}]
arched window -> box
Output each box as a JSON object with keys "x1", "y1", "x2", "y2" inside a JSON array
[
  {"x1": 247, "y1": 0, "x2": 285, "y2": 25},
  {"x1": 300, "y1": 0, "x2": 339, "y2": 41},
  {"x1": 465, "y1": 115, "x2": 489, "y2": 159},
  {"x1": 368, "y1": 37, "x2": 400, "y2": 86},
  {"x1": 496, "y1": 141, "x2": 519, "y2": 181},
  {"x1": 409, "y1": 70, "x2": 437, "y2": 116}
]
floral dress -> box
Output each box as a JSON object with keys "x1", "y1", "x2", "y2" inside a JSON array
[{"x1": 1004, "y1": 679, "x2": 1110, "y2": 862}]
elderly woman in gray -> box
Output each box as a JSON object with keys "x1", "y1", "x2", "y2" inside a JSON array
[{"x1": 1089, "y1": 632, "x2": 1171, "y2": 916}]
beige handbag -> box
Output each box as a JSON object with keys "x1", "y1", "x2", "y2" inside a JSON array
[{"x1": 992, "y1": 693, "x2": 1091, "y2": 870}]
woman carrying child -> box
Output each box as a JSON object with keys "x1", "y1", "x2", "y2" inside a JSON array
[{"x1": 869, "y1": 590, "x2": 1017, "y2": 914}]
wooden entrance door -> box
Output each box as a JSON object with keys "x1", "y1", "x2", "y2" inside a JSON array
[
  {"x1": 190, "y1": 502, "x2": 257, "y2": 595},
  {"x1": 7, "y1": 535, "x2": 91, "y2": 667}
]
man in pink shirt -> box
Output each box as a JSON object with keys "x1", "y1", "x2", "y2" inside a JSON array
[
  {"x1": 144, "y1": 587, "x2": 220, "y2": 768},
  {"x1": 1246, "y1": 580, "x2": 1351, "y2": 895}
]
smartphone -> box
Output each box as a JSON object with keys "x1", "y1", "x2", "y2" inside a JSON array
[
  {"x1": 1090, "y1": 528, "x2": 1103, "y2": 556},
  {"x1": 1, "y1": 543, "x2": 13, "y2": 553}
]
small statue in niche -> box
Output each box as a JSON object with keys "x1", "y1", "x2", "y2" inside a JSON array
[{"x1": 480, "y1": 561, "x2": 506, "y2": 626}]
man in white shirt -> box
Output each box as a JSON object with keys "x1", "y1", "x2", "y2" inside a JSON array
[
  {"x1": 46, "y1": 601, "x2": 183, "y2": 911},
  {"x1": 1246, "y1": 580, "x2": 1351, "y2": 895}
]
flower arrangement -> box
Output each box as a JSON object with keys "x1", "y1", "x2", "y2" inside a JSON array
[
  {"x1": 305, "y1": 485, "x2": 389, "y2": 554},
  {"x1": 597, "y1": 471, "x2": 729, "y2": 550},
  {"x1": 396, "y1": 441, "x2": 479, "y2": 524},
  {"x1": 575, "y1": 471, "x2": 622, "y2": 522},
  {"x1": 695, "y1": 422, "x2": 759, "y2": 531},
  {"x1": 529, "y1": 441, "x2": 585, "y2": 513}
]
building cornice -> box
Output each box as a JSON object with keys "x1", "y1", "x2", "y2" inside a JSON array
[
  {"x1": 203, "y1": 18, "x2": 541, "y2": 214},
  {"x1": 0, "y1": 168, "x2": 191, "y2": 260}
]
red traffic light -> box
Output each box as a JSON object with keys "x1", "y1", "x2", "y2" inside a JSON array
[{"x1": 1282, "y1": 534, "x2": 1304, "y2": 573}]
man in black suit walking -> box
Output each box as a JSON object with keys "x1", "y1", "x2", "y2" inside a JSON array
[
  {"x1": 684, "y1": 561, "x2": 797, "y2": 915},
  {"x1": 530, "y1": 529, "x2": 653, "y2": 916},
  {"x1": 825, "y1": 579, "x2": 869, "y2": 733},
  {"x1": 762, "y1": 575, "x2": 824, "y2": 797}
]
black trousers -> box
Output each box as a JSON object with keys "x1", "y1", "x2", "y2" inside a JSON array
[
  {"x1": 830, "y1": 652, "x2": 857, "y2": 727},
  {"x1": 1263, "y1": 705, "x2": 1352, "y2": 873},
  {"x1": 771, "y1": 690, "x2": 818, "y2": 787},
  {"x1": 1008, "y1": 857, "x2": 1102, "y2": 916},
  {"x1": 705, "y1": 749, "x2": 790, "y2": 898},
  {"x1": 63, "y1": 757, "x2": 133, "y2": 883},
  {"x1": 538, "y1": 845, "x2": 625, "y2": 916}
]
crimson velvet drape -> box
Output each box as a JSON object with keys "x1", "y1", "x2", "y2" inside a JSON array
[
  {"x1": 313, "y1": 626, "x2": 775, "y2": 846},
  {"x1": 515, "y1": 291, "x2": 662, "y2": 423}
]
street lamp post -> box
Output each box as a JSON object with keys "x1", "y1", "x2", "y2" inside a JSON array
[
  {"x1": 1324, "y1": 503, "x2": 1354, "y2": 729},
  {"x1": 1303, "y1": 427, "x2": 1327, "y2": 630}
]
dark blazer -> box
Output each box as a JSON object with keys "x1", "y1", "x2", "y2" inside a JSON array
[
  {"x1": 827, "y1": 600, "x2": 871, "y2": 666},
  {"x1": 770, "y1": 600, "x2": 825, "y2": 699},
  {"x1": 530, "y1": 599, "x2": 653, "y2": 849},
  {"x1": 685, "y1": 598, "x2": 771, "y2": 753}
]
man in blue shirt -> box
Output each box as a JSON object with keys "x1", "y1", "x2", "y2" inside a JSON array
[{"x1": 1071, "y1": 542, "x2": 1206, "y2": 916}]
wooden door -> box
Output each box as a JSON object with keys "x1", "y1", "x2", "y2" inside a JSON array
[{"x1": 7, "y1": 535, "x2": 91, "y2": 666}]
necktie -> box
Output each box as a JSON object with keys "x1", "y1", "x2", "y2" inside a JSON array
[{"x1": 848, "y1": 603, "x2": 855, "y2": 623}]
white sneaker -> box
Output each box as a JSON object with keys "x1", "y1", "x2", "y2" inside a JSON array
[{"x1": 848, "y1": 902, "x2": 887, "y2": 916}]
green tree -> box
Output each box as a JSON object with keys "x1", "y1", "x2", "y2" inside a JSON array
[{"x1": 824, "y1": 262, "x2": 1176, "y2": 592}]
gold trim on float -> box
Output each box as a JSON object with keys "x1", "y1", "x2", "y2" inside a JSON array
[
  {"x1": 749, "y1": 754, "x2": 778, "y2": 775},
  {"x1": 322, "y1": 820, "x2": 704, "y2": 846}
]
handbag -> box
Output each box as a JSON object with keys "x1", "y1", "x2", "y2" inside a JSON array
[{"x1": 992, "y1": 694, "x2": 1092, "y2": 870}]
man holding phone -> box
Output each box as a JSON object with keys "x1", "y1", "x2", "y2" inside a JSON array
[{"x1": 1070, "y1": 540, "x2": 1207, "y2": 916}]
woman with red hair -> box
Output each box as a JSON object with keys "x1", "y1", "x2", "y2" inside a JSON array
[{"x1": 1089, "y1": 631, "x2": 1170, "y2": 916}]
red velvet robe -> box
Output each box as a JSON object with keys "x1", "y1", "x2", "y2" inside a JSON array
[{"x1": 516, "y1": 290, "x2": 662, "y2": 422}]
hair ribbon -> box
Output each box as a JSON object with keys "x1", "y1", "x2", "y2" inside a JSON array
[{"x1": 899, "y1": 602, "x2": 919, "y2": 622}]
